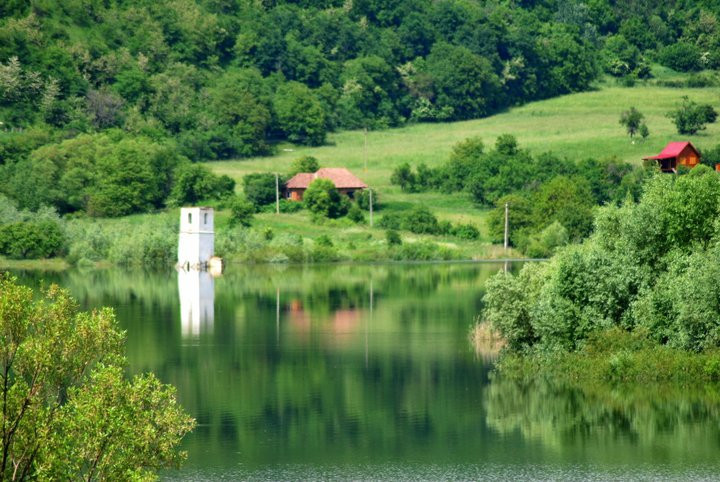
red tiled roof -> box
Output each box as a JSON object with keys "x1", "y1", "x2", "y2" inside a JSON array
[
  {"x1": 285, "y1": 168, "x2": 367, "y2": 189},
  {"x1": 286, "y1": 173, "x2": 314, "y2": 189},
  {"x1": 643, "y1": 141, "x2": 698, "y2": 160}
]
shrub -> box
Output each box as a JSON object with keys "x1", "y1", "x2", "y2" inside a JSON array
[
  {"x1": 229, "y1": 196, "x2": 255, "y2": 227},
  {"x1": 242, "y1": 172, "x2": 278, "y2": 207},
  {"x1": 0, "y1": 220, "x2": 65, "y2": 259},
  {"x1": 452, "y1": 223, "x2": 480, "y2": 240},
  {"x1": 315, "y1": 234, "x2": 333, "y2": 247},
  {"x1": 347, "y1": 203, "x2": 365, "y2": 223},
  {"x1": 355, "y1": 189, "x2": 378, "y2": 210},
  {"x1": 524, "y1": 221, "x2": 569, "y2": 258},
  {"x1": 378, "y1": 212, "x2": 402, "y2": 230},
  {"x1": 658, "y1": 42, "x2": 701, "y2": 72},
  {"x1": 303, "y1": 178, "x2": 348, "y2": 218},
  {"x1": 386, "y1": 229, "x2": 402, "y2": 246},
  {"x1": 402, "y1": 205, "x2": 439, "y2": 234}
]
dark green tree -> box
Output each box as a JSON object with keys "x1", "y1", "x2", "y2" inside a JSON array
[
  {"x1": 304, "y1": 178, "x2": 348, "y2": 218},
  {"x1": 273, "y1": 82, "x2": 327, "y2": 146},
  {"x1": 242, "y1": 172, "x2": 277, "y2": 207}
]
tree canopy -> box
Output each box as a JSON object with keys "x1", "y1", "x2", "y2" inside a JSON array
[{"x1": 0, "y1": 275, "x2": 194, "y2": 479}]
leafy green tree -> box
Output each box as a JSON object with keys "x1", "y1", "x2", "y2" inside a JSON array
[
  {"x1": 8, "y1": 134, "x2": 183, "y2": 216},
  {"x1": 304, "y1": 178, "x2": 348, "y2": 218},
  {"x1": 487, "y1": 193, "x2": 534, "y2": 246},
  {"x1": 273, "y1": 82, "x2": 327, "y2": 146},
  {"x1": 424, "y1": 43, "x2": 501, "y2": 120},
  {"x1": 658, "y1": 42, "x2": 702, "y2": 72},
  {"x1": 242, "y1": 172, "x2": 277, "y2": 207},
  {"x1": 168, "y1": 163, "x2": 235, "y2": 206},
  {"x1": 668, "y1": 96, "x2": 717, "y2": 135},
  {"x1": 532, "y1": 176, "x2": 595, "y2": 241},
  {"x1": 0, "y1": 220, "x2": 65, "y2": 259},
  {"x1": 289, "y1": 156, "x2": 320, "y2": 176},
  {"x1": 0, "y1": 275, "x2": 194, "y2": 479},
  {"x1": 619, "y1": 107, "x2": 644, "y2": 139},
  {"x1": 390, "y1": 162, "x2": 417, "y2": 192}
]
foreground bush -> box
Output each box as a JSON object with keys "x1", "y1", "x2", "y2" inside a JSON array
[{"x1": 0, "y1": 275, "x2": 194, "y2": 479}]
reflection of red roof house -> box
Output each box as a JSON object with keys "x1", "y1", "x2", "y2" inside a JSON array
[
  {"x1": 286, "y1": 168, "x2": 368, "y2": 201},
  {"x1": 643, "y1": 141, "x2": 700, "y2": 173}
]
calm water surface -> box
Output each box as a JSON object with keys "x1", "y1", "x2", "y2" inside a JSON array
[{"x1": 11, "y1": 263, "x2": 720, "y2": 480}]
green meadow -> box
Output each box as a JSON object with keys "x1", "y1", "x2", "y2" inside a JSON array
[{"x1": 208, "y1": 79, "x2": 720, "y2": 249}]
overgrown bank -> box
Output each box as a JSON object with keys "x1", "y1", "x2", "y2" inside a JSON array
[{"x1": 481, "y1": 166, "x2": 720, "y2": 381}]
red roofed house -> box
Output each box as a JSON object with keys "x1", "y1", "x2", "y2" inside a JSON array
[
  {"x1": 285, "y1": 168, "x2": 367, "y2": 201},
  {"x1": 643, "y1": 141, "x2": 700, "y2": 173}
]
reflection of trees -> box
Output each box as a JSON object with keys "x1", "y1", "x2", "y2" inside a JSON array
[
  {"x1": 10, "y1": 262, "x2": 518, "y2": 471},
  {"x1": 486, "y1": 378, "x2": 720, "y2": 465}
]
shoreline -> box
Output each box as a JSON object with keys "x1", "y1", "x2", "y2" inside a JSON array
[{"x1": 1, "y1": 255, "x2": 542, "y2": 272}]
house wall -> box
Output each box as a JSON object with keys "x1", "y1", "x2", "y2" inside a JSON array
[
  {"x1": 288, "y1": 189, "x2": 304, "y2": 201},
  {"x1": 678, "y1": 145, "x2": 700, "y2": 168},
  {"x1": 287, "y1": 187, "x2": 364, "y2": 201}
]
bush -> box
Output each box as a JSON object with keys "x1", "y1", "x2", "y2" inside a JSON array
[
  {"x1": 168, "y1": 163, "x2": 235, "y2": 206},
  {"x1": 303, "y1": 178, "x2": 348, "y2": 218},
  {"x1": 347, "y1": 203, "x2": 365, "y2": 223},
  {"x1": 452, "y1": 223, "x2": 480, "y2": 240},
  {"x1": 0, "y1": 220, "x2": 65, "y2": 259},
  {"x1": 242, "y1": 172, "x2": 278, "y2": 207},
  {"x1": 229, "y1": 196, "x2": 255, "y2": 227},
  {"x1": 402, "y1": 205, "x2": 439, "y2": 234},
  {"x1": 378, "y1": 212, "x2": 402, "y2": 230},
  {"x1": 386, "y1": 229, "x2": 402, "y2": 246},
  {"x1": 524, "y1": 221, "x2": 569, "y2": 258},
  {"x1": 315, "y1": 234, "x2": 333, "y2": 247},
  {"x1": 355, "y1": 189, "x2": 378, "y2": 210},
  {"x1": 658, "y1": 42, "x2": 701, "y2": 72}
]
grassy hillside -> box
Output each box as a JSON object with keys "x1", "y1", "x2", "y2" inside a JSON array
[{"x1": 209, "y1": 81, "x2": 720, "y2": 243}]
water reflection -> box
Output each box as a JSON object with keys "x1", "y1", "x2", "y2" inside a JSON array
[
  {"x1": 178, "y1": 269, "x2": 214, "y2": 337},
  {"x1": 20, "y1": 263, "x2": 720, "y2": 478}
]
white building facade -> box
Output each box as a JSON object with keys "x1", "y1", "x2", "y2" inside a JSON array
[{"x1": 178, "y1": 207, "x2": 214, "y2": 270}]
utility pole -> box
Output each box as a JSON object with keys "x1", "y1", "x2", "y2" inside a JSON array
[
  {"x1": 369, "y1": 189, "x2": 373, "y2": 228},
  {"x1": 363, "y1": 127, "x2": 368, "y2": 172},
  {"x1": 504, "y1": 202, "x2": 509, "y2": 251},
  {"x1": 275, "y1": 172, "x2": 280, "y2": 214}
]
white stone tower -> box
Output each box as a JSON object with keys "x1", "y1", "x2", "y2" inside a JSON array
[{"x1": 178, "y1": 207, "x2": 214, "y2": 270}]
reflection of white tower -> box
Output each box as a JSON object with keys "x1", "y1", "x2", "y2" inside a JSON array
[
  {"x1": 178, "y1": 207, "x2": 214, "y2": 270},
  {"x1": 178, "y1": 269, "x2": 215, "y2": 337}
]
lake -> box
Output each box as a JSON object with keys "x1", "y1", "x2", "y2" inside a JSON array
[{"x1": 11, "y1": 262, "x2": 720, "y2": 480}]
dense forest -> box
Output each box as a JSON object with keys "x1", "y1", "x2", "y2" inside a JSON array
[
  {"x1": 1, "y1": 0, "x2": 720, "y2": 236},
  {"x1": 2, "y1": 0, "x2": 720, "y2": 163}
]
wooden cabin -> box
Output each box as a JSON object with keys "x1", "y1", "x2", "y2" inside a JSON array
[
  {"x1": 643, "y1": 141, "x2": 700, "y2": 173},
  {"x1": 285, "y1": 168, "x2": 367, "y2": 201}
]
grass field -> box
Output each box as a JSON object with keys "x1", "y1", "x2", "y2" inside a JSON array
[{"x1": 207, "y1": 78, "x2": 720, "y2": 249}]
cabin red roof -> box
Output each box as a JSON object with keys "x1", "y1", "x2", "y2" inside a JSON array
[
  {"x1": 643, "y1": 141, "x2": 698, "y2": 160},
  {"x1": 286, "y1": 168, "x2": 367, "y2": 189}
]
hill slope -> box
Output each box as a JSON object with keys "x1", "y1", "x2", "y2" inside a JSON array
[{"x1": 210, "y1": 83, "x2": 720, "y2": 229}]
